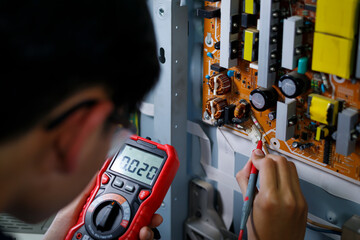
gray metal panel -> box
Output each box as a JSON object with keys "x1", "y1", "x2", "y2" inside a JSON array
[
  {"x1": 258, "y1": 0, "x2": 280, "y2": 88},
  {"x1": 336, "y1": 108, "x2": 358, "y2": 156},
  {"x1": 275, "y1": 99, "x2": 296, "y2": 141},
  {"x1": 219, "y1": 0, "x2": 240, "y2": 69},
  {"x1": 150, "y1": 1, "x2": 188, "y2": 239},
  {"x1": 357, "y1": 22, "x2": 360, "y2": 79},
  {"x1": 282, "y1": 16, "x2": 303, "y2": 70}
]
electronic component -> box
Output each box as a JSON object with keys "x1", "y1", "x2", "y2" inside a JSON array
[
  {"x1": 276, "y1": 99, "x2": 297, "y2": 141},
  {"x1": 315, "y1": 125, "x2": 329, "y2": 141},
  {"x1": 268, "y1": 111, "x2": 276, "y2": 121},
  {"x1": 243, "y1": 28, "x2": 259, "y2": 62},
  {"x1": 278, "y1": 71, "x2": 310, "y2": 98},
  {"x1": 241, "y1": 13, "x2": 257, "y2": 28},
  {"x1": 220, "y1": 0, "x2": 240, "y2": 69},
  {"x1": 214, "y1": 41, "x2": 220, "y2": 50},
  {"x1": 209, "y1": 74, "x2": 231, "y2": 95},
  {"x1": 315, "y1": 0, "x2": 359, "y2": 40},
  {"x1": 323, "y1": 138, "x2": 332, "y2": 164},
  {"x1": 307, "y1": 94, "x2": 339, "y2": 126},
  {"x1": 243, "y1": 0, "x2": 257, "y2": 15},
  {"x1": 233, "y1": 99, "x2": 250, "y2": 123},
  {"x1": 230, "y1": 15, "x2": 240, "y2": 34},
  {"x1": 281, "y1": 16, "x2": 304, "y2": 70},
  {"x1": 301, "y1": 132, "x2": 308, "y2": 141},
  {"x1": 304, "y1": 4, "x2": 316, "y2": 12},
  {"x1": 206, "y1": 97, "x2": 228, "y2": 120},
  {"x1": 210, "y1": 63, "x2": 226, "y2": 73},
  {"x1": 249, "y1": 87, "x2": 278, "y2": 112},
  {"x1": 292, "y1": 142, "x2": 314, "y2": 150},
  {"x1": 224, "y1": 104, "x2": 236, "y2": 124},
  {"x1": 312, "y1": 32, "x2": 355, "y2": 79},
  {"x1": 196, "y1": 6, "x2": 220, "y2": 19},
  {"x1": 297, "y1": 57, "x2": 308, "y2": 75},
  {"x1": 335, "y1": 108, "x2": 359, "y2": 156},
  {"x1": 258, "y1": 0, "x2": 280, "y2": 88}
]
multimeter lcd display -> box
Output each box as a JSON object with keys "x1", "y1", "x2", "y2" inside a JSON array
[{"x1": 111, "y1": 145, "x2": 164, "y2": 185}]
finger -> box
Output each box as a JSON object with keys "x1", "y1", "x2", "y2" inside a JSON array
[
  {"x1": 288, "y1": 162, "x2": 306, "y2": 206},
  {"x1": 148, "y1": 214, "x2": 163, "y2": 228},
  {"x1": 139, "y1": 226, "x2": 154, "y2": 240},
  {"x1": 272, "y1": 156, "x2": 293, "y2": 192},
  {"x1": 251, "y1": 153, "x2": 278, "y2": 191}
]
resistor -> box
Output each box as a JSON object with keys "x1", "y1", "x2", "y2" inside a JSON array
[{"x1": 250, "y1": 112, "x2": 264, "y2": 133}]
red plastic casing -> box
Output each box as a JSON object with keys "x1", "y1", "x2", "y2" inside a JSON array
[{"x1": 65, "y1": 135, "x2": 180, "y2": 240}]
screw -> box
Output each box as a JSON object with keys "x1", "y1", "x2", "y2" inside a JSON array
[
  {"x1": 159, "y1": 8, "x2": 165, "y2": 16},
  {"x1": 297, "y1": 28, "x2": 303, "y2": 34},
  {"x1": 271, "y1": 38, "x2": 277, "y2": 44},
  {"x1": 270, "y1": 53, "x2": 277, "y2": 59},
  {"x1": 269, "y1": 66, "x2": 276, "y2": 72},
  {"x1": 232, "y1": 48, "x2": 237, "y2": 54},
  {"x1": 272, "y1": 11, "x2": 279, "y2": 18},
  {"x1": 233, "y1": 23, "x2": 238, "y2": 28},
  {"x1": 272, "y1": 25, "x2": 278, "y2": 32},
  {"x1": 295, "y1": 48, "x2": 301, "y2": 55}
]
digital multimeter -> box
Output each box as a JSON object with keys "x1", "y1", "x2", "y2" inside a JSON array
[{"x1": 65, "y1": 135, "x2": 179, "y2": 240}]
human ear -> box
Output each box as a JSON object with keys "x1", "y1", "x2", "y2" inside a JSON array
[{"x1": 53, "y1": 100, "x2": 114, "y2": 172}]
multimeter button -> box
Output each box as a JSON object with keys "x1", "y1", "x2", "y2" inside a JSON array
[
  {"x1": 139, "y1": 190, "x2": 151, "y2": 200},
  {"x1": 124, "y1": 185, "x2": 135, "y2": 192},
  {"x1": 101, "y1": 174, "x2": 110, "y2": 184},
  {"x1": 113, "y1": 178, "x2": 124, "y2": 188}
]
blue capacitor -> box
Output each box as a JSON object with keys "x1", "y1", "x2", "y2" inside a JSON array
[
  {"x1": 297, "y1": 57, "x2": 308, "y2": 74},
  {"x1": 205, "y1": 75, "x2": 211, "y2": 79},
  {"x1": 321, "y1": 84, "x2": 326, "y2": 93},
  {"x1": 227, "y1": 70, "x2": 235, "y2": 77},
  {"x1": 207, "y1": 52, "x2": 214, "y2": 58}
]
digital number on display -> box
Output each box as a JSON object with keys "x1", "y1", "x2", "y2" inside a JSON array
[{"x1": 110, "y1": 145, "x2": 164, "y2": 185}]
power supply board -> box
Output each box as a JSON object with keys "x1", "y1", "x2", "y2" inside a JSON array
[{"x1": 199, "y1": 0, "x2": 360, "y2": 184}]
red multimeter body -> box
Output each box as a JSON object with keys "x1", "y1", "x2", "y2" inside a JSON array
[{"x1": 65, "y1": 135, "x2": 179, "y2": 240}]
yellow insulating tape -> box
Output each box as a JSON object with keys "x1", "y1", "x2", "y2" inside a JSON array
[
  {"x1": 245, "y1": 0, "x2": 254, "y2": 14},
  {"x1": 244, "y1": 30, "x2": 254, "y2": 62}
]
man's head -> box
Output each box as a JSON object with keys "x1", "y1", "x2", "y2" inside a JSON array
[{"x1": 0, "y1": 0, "x2": 159, "y2": 222}]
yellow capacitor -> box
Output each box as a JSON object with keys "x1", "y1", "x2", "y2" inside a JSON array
[
  {"x1": 308, "y1": 94, "x2": 339, "y2": 126},
  {"x1": 312, "y1": 32, "x2": 355, "y2": 79},
  {"x1": 243, "y1": 28, "x2": 258, "y2": 62},
  {"x1": 315, "y1": 0, "x2": 360, "y2": 39},
  {"x1": 244, "y1": 0, "x2": 255, "y2": 14}
]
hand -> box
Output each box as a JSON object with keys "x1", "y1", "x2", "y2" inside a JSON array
[
  {"x1": 236, "y1": 150, "x2": 308, "y2": 240},
  {"x1": 44, "y1": 173, "x2": 163, "y2": 240}
]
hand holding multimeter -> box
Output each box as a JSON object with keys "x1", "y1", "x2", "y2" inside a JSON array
[{"x1": 65, "y1": 136, "x2": 179, "y2": 240}]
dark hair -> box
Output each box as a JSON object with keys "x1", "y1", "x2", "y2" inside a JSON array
[{"x1": 0, "y1": 0, "x2": 159, "y2": 142}]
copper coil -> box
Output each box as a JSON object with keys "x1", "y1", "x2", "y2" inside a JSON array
[
  {"x1": 209, "y1": 74, "x2": 231, "y2": 95},
  {"x1": 206, "y1": 97, "x2": 228, "y2": 119},
  {"x1": 234, "y1": 101, "x2": 250, "y2": 119}
]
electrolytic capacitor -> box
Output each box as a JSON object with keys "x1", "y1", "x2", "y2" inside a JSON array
[
  {"x1": 249, "y1": 87, "x2": 278, "y2": 112},
  {"x1": 278, "y1": 71, "x2": 310, "y2": 98}
]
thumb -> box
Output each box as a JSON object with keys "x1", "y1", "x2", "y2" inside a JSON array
[{"x1": 250, "y1": 149, "x2": 265, "y2": 170}]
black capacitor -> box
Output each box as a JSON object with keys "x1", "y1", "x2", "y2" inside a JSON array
[
  {"x1": 249, "y1": 87, "x2": 278, "y2": 112},
  {"x1": 278, "y1": 71, "x2": 310, "y2": 98}
]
